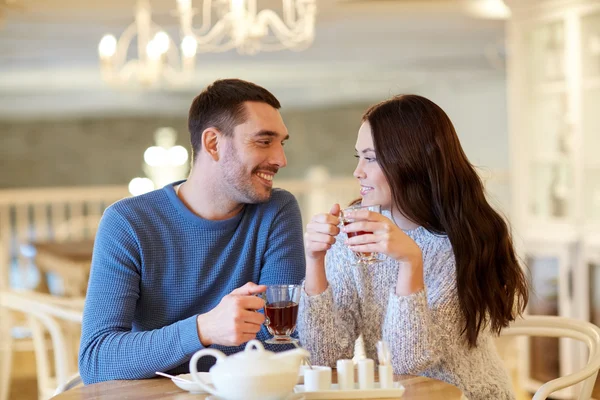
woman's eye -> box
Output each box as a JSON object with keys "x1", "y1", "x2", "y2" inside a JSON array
[{"x1": 354, "y1": 154, "x2": 376, "y2": 162}]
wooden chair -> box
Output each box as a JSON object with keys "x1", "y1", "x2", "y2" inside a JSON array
[
  {"x1": 0, "y1": 290, "x2": 84, "y2": 400},
  {"x1": 502, "y1": 315, "x2": 600, "y2": 400}
]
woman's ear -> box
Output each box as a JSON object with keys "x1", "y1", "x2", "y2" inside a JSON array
[{"x1": 201, "y1": 128, "x2": 220, "y2": 161}]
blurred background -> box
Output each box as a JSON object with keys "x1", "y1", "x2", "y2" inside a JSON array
[{"x1": 0, "y1": 0, "x2": 598, "y2": 399}]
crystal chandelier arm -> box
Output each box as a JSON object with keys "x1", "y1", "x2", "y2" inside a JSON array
[
  {"x1": 189, "y1": 18, "x2": 239, "y2": 53},
  {"x1": 254, "y1": 8, "x2": 315, "y2": 48},
  {"x1": 118, "y1": 59, "x2": 143, "y2": 83},
  {"x1": 178, "y1": 0, "x2": 216, "y2": 37},
  {"x1": 281, "y1": 0, "x2": 297, "y2": 27},
  {"x1": 178, "y1": 0, "x2": 240, "y2": 53},
  {"x1": 112, "y1": 23, "x2": 144, "y2": 70}
]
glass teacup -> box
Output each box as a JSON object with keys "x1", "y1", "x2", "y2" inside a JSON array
[
  {"x1": 263, "y1": 284, "x2": 301, "y2": 344},
  {"x1": 340, "y1": 204, "x2": 381, "y2": 266}
]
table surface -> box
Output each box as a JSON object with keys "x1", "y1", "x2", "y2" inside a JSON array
[
  {"x1": 53, "y1": 374, "x2": 465, "y2": 400},
  {"x1": 34, "y1": 239, "x2": 95, "y2": 262},
  {"x1": 33, "y1": 239, "x2": 95, "y2": 296}
]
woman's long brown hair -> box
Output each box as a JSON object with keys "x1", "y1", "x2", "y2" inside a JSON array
[{"x1": 363, "y1": 95, "x2": 528, "y2": 347}]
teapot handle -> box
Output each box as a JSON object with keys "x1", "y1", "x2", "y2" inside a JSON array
[
  {"x1": 244, "y1": 339, "x2": 265, "y2": 353},
  {"x1": 189, "y1": 348, "x2": 226, "y2": 396}
]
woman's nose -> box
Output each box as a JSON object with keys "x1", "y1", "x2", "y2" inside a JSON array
[{"x1": 353, "y1": 161, "x2": 365, "y2": 179}]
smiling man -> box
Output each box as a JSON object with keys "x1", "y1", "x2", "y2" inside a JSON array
[{"x1": 79, "y1": 79, "x2": 306, "y2": 384}]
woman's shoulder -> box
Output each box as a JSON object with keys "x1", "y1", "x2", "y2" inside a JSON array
[
  {"x1": 406, "y1": 226, "x2": 452, "y2": 257},
  {"x1": 411, "y1": 228, "x2": 456, "y2": 280}
]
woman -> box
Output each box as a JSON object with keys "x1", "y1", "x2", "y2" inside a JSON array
[{"x1": 297, "y1": 95, "x2": 528, "y2": 400}]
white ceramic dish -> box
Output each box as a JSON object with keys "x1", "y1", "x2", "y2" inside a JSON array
[
  {"x1": 294, "y1": 382, "x2": 405, "y2": 399},
  {"x1": 173, "y1": 367, "x2": 307, "y2": 394},
  {"x1": 172, "y1": 372, "x2": 212, "y2": 394},
  {"x1": 172, "y1": 367, "x2": 307, "y2": 393}
]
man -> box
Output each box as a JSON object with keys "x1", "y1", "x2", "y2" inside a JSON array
[{"x1": 79, "y1": 79, "x2": 306, "y2": 384}]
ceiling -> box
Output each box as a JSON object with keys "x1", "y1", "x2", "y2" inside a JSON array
[{"x1": 0, "y1": 0, "x2": 507, "y2": 117}]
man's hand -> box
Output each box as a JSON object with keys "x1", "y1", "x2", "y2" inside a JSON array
[{"x1": 196, "y1": 282, "x2": 267, "y2": 347}]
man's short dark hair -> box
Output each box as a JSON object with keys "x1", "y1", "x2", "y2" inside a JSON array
[{"x1": 188, "y1": 78, "x2": 281, "y2": 162}]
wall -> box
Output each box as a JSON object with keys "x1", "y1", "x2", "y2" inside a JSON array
[{"x1": 0, "y1": 74, "x2": 509, "y2": 210}]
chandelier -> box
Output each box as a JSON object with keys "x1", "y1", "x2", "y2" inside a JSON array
[{"x1": 98, "y1": 0, "x2": 316, "y2": 87}]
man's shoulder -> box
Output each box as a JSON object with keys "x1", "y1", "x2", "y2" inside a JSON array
[
  {"x1": 246, "y1": 189, "x2": 300, "y2": 223},
  {"x1": 104, "y1": 189, "x2": 168, "y2": 220},
  {"x1": 267, "y1": 188, "x2": 298, "y2": 207}
]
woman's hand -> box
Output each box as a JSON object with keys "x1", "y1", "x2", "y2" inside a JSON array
[
  {"x1": 342, "y1": 208, "x2": 421, "y2": 262},
  {"x1": 303, "y1": 204, "x2": 341, "y2": 296},
  {"x1": 342, "y1": 208, "x2": 424, "y2": 295},
  {"x1": 304, "y1": 203, "x2": 341, "y2": 262}
]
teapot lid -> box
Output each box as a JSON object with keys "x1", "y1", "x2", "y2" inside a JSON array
[{"x1": 212, "y1": 340, "x2": 287, "y2": 377}]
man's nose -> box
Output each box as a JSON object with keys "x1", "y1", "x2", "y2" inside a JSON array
[{"x1": 271, "y1": 144, "x2": 287, "y2": 168}]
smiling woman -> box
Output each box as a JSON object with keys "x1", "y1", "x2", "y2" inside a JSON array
[{"x1": 298, "y1": 94, "x2": 528, "y2": 400}]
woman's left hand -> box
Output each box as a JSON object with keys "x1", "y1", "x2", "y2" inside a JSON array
[{"x1": 342, "y1": 209, "x2": 422, "y2": 263}]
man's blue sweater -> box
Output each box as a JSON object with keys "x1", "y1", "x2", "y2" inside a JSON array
[{"x1": 79, "y1": 183, "x2": 306, "y2": 384}]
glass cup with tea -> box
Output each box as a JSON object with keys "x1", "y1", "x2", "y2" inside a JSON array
[
  {"x1": 263, "y1": 284, "x2": 301, "y2": 344},
  {"x1": 340, "y1": 204, "x2": 382, "y2": 266}
]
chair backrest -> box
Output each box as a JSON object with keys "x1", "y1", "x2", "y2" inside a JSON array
[
  {"x1": 0, "y1": 290, "x2": 84, "y2": 400},
  {"x1": 501, "y1": 315, "x2": 600, "y2": 400},
  {"x1": 53, "y1": 214, "x2": 102, "y2": 243}
]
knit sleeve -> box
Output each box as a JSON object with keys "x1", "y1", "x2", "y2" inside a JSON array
[
  {"x1": 258, "y1": 191, "x2": 306, "y2": 286},
  {"x1": 382, "y1": 247, "x2": 462, "y2": 374},
  {"x1": 297, "y1": 241, "x2": 360, "y2": 367},
  {"x1": 78, "y1": 206, "x2": 203, "y2": 384}
]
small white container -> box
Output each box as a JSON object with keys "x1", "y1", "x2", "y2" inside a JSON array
[
  {"x1": 357, "y1": 358, "x2": 375, "y2": 389},
  {"x1": 336, "y1": 359, "x2": 355, "y2": 390},
  {"x1": 304, "y1": 366, "x2": 332, "y2": 391},
  {"x1": 378, "y1": 364, "x2": 394, "y2": 389}
]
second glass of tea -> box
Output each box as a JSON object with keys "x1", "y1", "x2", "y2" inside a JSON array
[
  {"x1": 341, "y1": 204, "x2": 382, "y2": 266},
  {"x1": 263, "y1": 284, "x2": 301, "y2": 344}
]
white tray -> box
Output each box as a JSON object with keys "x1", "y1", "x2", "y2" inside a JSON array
[{"x1": 294, "y1": 382, "x2": 405, "y2": 399}]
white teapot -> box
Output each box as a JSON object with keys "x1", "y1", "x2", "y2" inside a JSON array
[{"x1": 189, "y1": 340, "x2": 309, "y2": 400}]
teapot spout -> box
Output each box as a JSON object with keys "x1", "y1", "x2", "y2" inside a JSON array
[{"x1": 271, "y1": 346, "x2": 311, "y2": 369}]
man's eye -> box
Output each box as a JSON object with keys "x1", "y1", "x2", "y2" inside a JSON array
[{"x1": 258, "y1": 140, "x2": 271, "y2": 145}]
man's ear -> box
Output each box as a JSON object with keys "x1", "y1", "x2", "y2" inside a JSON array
[{"x1": 201, "y1": 128, "x2": 221, "y2": 161}]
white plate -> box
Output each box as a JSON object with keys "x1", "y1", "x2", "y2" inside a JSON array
[
  {"x1": 171, "y1": 372, "x2": 212, "y2": 394},
  {"x1": 172, "y1": 370, "x2": 307, "y2": 393},
  {"x1": 294, "y1": 382, "x2": 405, "y2": 399}
]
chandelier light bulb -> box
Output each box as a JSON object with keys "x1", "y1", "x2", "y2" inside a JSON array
[
  {"x1": 231, "y1": 0, "x2": 246, "y2": 15},
  {"x1": 168, "y1": 146, "x2": 189, "y2": 166},
  {"x1": 176, "y1": 0, "x2": 191, "y2": 9},
  {"x1": 181, "y1": 35, "x2": 198, "y2": 58},
  {"x1": 144, "y1": 146, "x2": 168, "y2": 166},
  {"x1": 98, "y1": 35, "x2": 117, "y2": 59},
  {"x1": 129, "y1": 177, "x2": 155, "y2": 196},
  {"x1": 153, "y1": 31, "x2": 171, "y2": 54},
  {"x1": 146, "y1": 41, "x2": 162, "y2": 61},
  {"x1": 465, "y1": 0, "x2": 510, "y2": 19}
]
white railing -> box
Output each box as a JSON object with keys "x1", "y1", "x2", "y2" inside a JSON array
[
  {"x1": 0, "y1": 166, "x2": 509, "y2": 290},
  {"x1": 0, "y1": 185, "x2": 129, "y2": 290}
]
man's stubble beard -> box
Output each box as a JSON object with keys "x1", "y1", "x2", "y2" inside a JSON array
[{"x1": 220, "y1": 142, "x2": 272, "y2": 205}]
